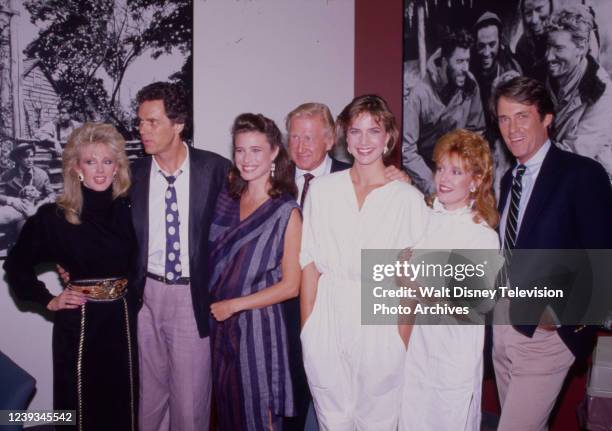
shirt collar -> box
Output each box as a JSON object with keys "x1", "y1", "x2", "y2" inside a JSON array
[
  {"x1": 152, "y1": 142, "x2": 190, "y2": 178},
  {"x1": 432, "y1": 196, "x2": 474, "y2": 216},
  {"x1": 513, "y1": 139, "x2": 550, "y2": 175},
  {"x1": 295, "y1": 154, "x2": 331, "y2": 179}
]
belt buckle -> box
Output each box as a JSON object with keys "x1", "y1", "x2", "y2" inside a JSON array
[
  {"x1": 101, "y1": 279, "x2": 118, "y2": 298},
  {"x1": 157, "y1": 273, "x2": 173, "y2": 285}
]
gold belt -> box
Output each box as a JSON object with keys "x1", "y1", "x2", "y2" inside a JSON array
[{"x1": 68, "y1": 277, "x2": 128, "y2": 301}]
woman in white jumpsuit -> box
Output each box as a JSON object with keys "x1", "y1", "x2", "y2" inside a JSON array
[
  {"x1": 399, "y1": 129, "x2": 500, "y2": 431},
  {"x1": 300, "y1": 95, "x2": 429, "y2": 431}
]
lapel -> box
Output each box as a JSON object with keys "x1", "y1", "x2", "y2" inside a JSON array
[
  {"x1": 515, "y1": 145, "x2": 560, "y2": 247},
  {"x1": 188, "y1": 147, "x2": 211, "y2": 263},
  {"x1": 130, "y1": 157, "x2": 152, "y2": 266},
  {"x1": 498, "y1": 169, "x2": 512, "y2": 214},
  {"x1": 330, "y1": 156, "x2": 351, "y2": 173}
]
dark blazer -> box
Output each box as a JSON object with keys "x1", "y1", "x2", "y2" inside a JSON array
[
  {"x1": 290, "y1": 156, "x2": 351, "y2": 179},
  {"x1": 130, "y1": 146, "x2": 231, "y2": 338},
  {"x1": 498, "y1": 144, "x2": 612, "y2": 359},
  {"x1": 330, "y1": 156, "x2": 351, "y2": 173}
]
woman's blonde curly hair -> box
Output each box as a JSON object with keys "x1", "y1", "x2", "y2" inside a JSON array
[{"x1": 57, "y1": 122, "x2": 130, "y2": 224}]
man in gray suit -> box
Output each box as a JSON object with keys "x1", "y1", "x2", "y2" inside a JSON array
[{"x1": 131, "y1": 82, "x2": 230, "y2": 430}]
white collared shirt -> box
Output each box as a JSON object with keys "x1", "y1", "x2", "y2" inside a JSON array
[
  {"x1": 295, "y1": 154, "x2": 332, "y2": 204},
  {"x1": 147, "y1": 143, "x2": 191, "y2": 277},
  {"x1": 500, "y1": 140, "x2": 551, "y2": 248},
  {"x1": 499, "y1": 140, "x2": 562, "y2": 325}
]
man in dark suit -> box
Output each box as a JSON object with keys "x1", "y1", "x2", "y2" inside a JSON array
[
  {"x1": 283, "y1": 102, "x2": 349, "y2": 431},
  {"x1": 131, "y1": 82, "x2": 230, "y2": 431},
  {"x1": 491, "y1": 76, "x2": 612, "y2": 430},
  {"x1": 286, "y1": 103, "x2": 350, "y2": 208}
]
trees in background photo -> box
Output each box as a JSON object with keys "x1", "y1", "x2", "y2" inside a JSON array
[{"x1": 0, "y1": 0, "x2": 192, "y2": 256}]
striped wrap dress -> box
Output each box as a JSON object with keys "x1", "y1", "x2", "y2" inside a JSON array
[{"x1": 208, "y1": 190, "x2": 299, "y2": 430}]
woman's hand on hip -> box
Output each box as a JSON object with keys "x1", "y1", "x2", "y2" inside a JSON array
[{"x1": 47, "y1": 289, "x2": 87, "y2": 311}]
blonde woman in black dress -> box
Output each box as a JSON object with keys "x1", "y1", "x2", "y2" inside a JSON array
[{"x1": 4, "y1": 123, "x2": 137, "y2": 431}]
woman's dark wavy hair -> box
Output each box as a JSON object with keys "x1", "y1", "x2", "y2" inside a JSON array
[{"x1": 228, "y1": 113, "x2": 297, "y2": 200}]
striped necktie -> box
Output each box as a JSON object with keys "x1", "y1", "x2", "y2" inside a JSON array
[
  {"x1": 300, "y1": 173, "x2": 314, "y2": 208},
  {"x1": 498, "y1": 165, "x2": 527, "y2": 287}
]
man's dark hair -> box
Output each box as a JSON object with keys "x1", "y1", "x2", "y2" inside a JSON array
[
  {"x1": 441, "y1": 29, "x2": 473, "y2": 59},
  {"x1": 136, "y1": 81, "x2": 189, "y2": 125},
  {"x1": 473, "y1": 13, "x2": 502, "y2": 36},
  {"x1": 10, "y1": 143, "x2": 35, "y2": 163},
  {"x1": 520, "y1": 0, "x2": 553, "y2": 15},
  {"x1": 490, "y1": 76, "x2": 554, "y2": 119}
]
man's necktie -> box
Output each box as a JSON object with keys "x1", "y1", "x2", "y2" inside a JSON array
[
  {"x1": 162, "y1": 173, "x2": 182, "y2": 282},
  {"x1": 300, "y1": 173, "x2": 314, "y2": 208},
  {"x1": 498, "y1": 164, "x2": 527, "y2": 287}
]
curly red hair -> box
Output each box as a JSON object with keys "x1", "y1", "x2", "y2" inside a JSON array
[{"x1": 430, "y1": 129, "x2": 499, "y2": 229}]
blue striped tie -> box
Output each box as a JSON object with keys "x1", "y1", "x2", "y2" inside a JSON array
[{"x1": 498, "y1": 164, "x2": 527, "y2": 287}]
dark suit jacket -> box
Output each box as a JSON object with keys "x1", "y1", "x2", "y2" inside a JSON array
[
  {"x1": 330, "y1": 156, "x2": 351, "y2": 173},
  {"x1": 498, "y1": 144, "x2": 612, "y2": 359},
  {"x1": 130, "y1": 146, "x2": 231, "y2": 338},
  {"x1": 290, "y1": 156, "x2": 351, "y2": 179}
]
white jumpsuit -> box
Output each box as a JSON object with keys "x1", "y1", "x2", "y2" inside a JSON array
[
  {"x1": 399, "y1": 199, "x2": 500, "y2": 431},
  {"x1": 300, "y1": 170, "x2": 429, "y2": 431}
]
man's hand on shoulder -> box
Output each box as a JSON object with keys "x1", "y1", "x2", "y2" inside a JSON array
[{"x1": 384, "y1": 165, "x2": 412, "y2": 184}]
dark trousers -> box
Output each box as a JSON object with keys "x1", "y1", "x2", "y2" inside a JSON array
[{"x1": 283, "y1": 297, "x2": 312, "y2": 430}]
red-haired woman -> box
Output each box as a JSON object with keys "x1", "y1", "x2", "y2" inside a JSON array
[{"x1": 399, "y1": 129, "x2": 500, "y2": 431}]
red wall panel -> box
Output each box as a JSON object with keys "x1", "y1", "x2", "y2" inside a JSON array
[{"x1": 355, "y1": 0, "x2": 404, "y2": 166}]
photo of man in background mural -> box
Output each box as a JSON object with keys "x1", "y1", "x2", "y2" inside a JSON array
[
  {"x1": 402, "y1": 29, "x2": 485, "y2": 195},
  {"x1": 472, "y1": 11, "x2": 522, "y2": 119},
  {"x1": 403, "y1": 0, "x2": 612, "y2": 194},
  {"x1": 516, "y1": 0, "x2": 553, "y2": 82},
  {"x1": 33, "y1": 102, "x2": 82, "y2": 158},
  {"x1": 545, "y1": 5, "x2": 612, "y2": 178},
  {"x1": 0, "y1": 143, "x2": 55, "y2": 231}
]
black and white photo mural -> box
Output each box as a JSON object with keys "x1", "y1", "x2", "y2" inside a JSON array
[
  {"x1": 0, "y1": 0, "x2": 192, "y2": 257},
  {"x1": 402, "y1": 0, "x2": 612, "y2": 196}
]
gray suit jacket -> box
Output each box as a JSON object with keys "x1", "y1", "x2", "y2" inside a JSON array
[{"x1": 130, "y1": 146, "x2": 231, "y2": 337}]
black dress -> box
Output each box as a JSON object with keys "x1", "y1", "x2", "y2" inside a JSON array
[{"x1": 3, "y1": 185, "x2": 137, "y2": 431}]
